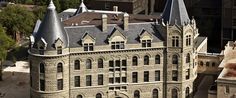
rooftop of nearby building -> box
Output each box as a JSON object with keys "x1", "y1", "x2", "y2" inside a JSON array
[
  {"x1": 217, "y1": 42, "x2": 236, "y2": 82},
  {"x1": 63, "y1": 12, "x2": 159, "y2": 26}
]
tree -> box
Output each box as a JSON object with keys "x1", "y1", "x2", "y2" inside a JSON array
[
  {"x1": 0, "y1": 5, "x2": 36, "y2": 42},
  {"x1": 0, "y1": 25, "x2": 15, "y2": 81}
]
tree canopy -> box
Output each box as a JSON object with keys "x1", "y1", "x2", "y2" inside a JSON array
[
  {"x1": 0, "y1": 5, "x2": 36, "y2": 38},
  {"x1": 0, "y1": 25, "x2": 15, "y2": 60}
]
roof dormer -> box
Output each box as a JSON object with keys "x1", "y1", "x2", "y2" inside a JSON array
[
  {"x1": 81, "y1": 32, "x2": 96, "y2": 44},
  {"x1": 139, "y1": 29, "x2": 153, "y2": 42},
  {"x1": 108, "y1": 28, "x2": 126, "y2": 43}
]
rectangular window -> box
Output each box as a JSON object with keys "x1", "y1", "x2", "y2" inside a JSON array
[
  {"x1": 155, "y1": 71, "x2": 160, "y2": 81},
  {"x1": 233, "y1": 19, "x2": 236, "y2": 26},
  {"x1": 172, "y1": 70, "x2": 178, "y2": 81},
  {"x1": 98, "y1": 74, "x2": 103, "y2": 85},
  {"x1": 115, "y1": 77, "x2": 120, "y2": 83},
  {"x1": 74, "y1": 76, "x2": 80, "y2": 87},
  {"x1": 122, "y1": 77, "x2": 127, "y2": 83},
  {"x1": 115, "y1": 60, "x2": 120, "y2": 67},
  {"x1": 57, "y1": 46, "x2": 62, "y2": 54},
  {"x1": 132, "y1": 72, "x2": 138, "y2": 83},
  {"x1": 109, "y1": 60, "x2": 114, "y2": 67},
  {"x1": 39, "y1": 50, "x2": 44, "y2": 55},
  {"x1": 84, "y1": 43, "x2": 94, "y2": 51},
  {"x1": 172, "y1": 36, "x2": 179, "y2": 47},
  {"x1": 186, "y1": 69, "x2": 190, "y2": 80},
  {"x1": 142, "y1": 40, "x2": 152, "y2": 47},
  {"x1": 122, "y1": 60, "x2": 127, "y2": 66},
  {"x1": 111, "y1": 41, "x2": 125, "y2": 49},
  {"x1": 57, "y1": 79, "x2": 63, "y2": 90},
  {"x1": 109, "y1": 78, "x2": 114, "y2": 84},
  {"x1": 86, "y1": 75, "x2": 92, "y2": 86},
  {"x1": 40, "y1": 79, "x2": 45, "y2": 91},
  {"x1": 226, "y1": 85, "x2": 230, "y2": 93},
  {"x1": 144, "y1": 71, "x2": 149, "y2": 82}
]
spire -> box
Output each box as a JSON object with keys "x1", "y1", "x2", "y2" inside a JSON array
[
  {"x1": 33, "y1": 0, "x2": 68, "y2": 50},
  {"x1": 48, "y1": 0, "x2": 55, "y2": 9},
  {"x1": 161, "y1": 0, "x2": 190, "y2": 26},
  {"x1": 74, "y1": 0, "x2": 88, "y2": 16}
]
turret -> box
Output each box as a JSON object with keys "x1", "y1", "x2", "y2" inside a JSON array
[{"x1": 29, "y1": 1, "x2": 70, "y2": 98}]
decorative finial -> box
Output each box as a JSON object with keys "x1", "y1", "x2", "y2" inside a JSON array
[
  {"x1": 82, "y1": 0, "x2": 84, "y2": 3},
  {"x1": 48, "y1": 0, "x2": 56, "y2": 9}
]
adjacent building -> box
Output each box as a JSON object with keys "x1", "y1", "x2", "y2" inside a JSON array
[
  {"x1": 87, "y1": 0, "x2": 148, "y2": 15},
  {"x1": 29, "y1": 0, "x2": 208, "y2": 98}
]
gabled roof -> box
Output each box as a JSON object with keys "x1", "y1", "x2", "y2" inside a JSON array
[
  {"x1": 73, "y1": 0, "x2": 88, "y2": 16},
  {"x1": 33, "y1": 0, "x2": 68, "y2": 50},
  {"x1": 161, "y1": 0, "x2": 190, "y2": 26}
]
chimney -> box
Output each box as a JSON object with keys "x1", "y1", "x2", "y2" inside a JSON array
[
  {"x1": 102, "y1": 14, "x2": 108, "y2": 32},
  {"x1": 124, "y1": 13, "x2": 129, "y2": 31},
  {"x1": 113, "y1": 6, "x2": 118, "y2": 12}
]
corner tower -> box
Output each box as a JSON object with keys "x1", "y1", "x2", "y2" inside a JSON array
[
  {"x1": 161, "y1": 0, "x2": 199, "y2": 98},
  {"x1": 29, "y1": 0, "x2": 70, "y2": 98}
]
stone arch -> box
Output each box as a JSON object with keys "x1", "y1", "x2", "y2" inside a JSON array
[
  {"x1": 144, "y1": 53, "x2": 152, "y2": 58},
  {"x1": 132, "y1": 54, "x2": 141, "y2": 58},
  {"x1": 86, "y1": 57, "x2": 94, "y2": 62}
]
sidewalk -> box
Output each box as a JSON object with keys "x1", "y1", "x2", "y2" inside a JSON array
[{"x1": 0, "y1": 61, "x2": 30, "y2": 98}]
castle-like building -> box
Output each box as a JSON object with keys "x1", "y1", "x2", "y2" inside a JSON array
[{"x1": 28, "y1": 0, "x2": 207, "y2": 98}]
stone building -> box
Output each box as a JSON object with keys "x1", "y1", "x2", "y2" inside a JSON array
[
  {"x1": 87, "y1": 0, "x2": 148, "y2": 15},
  {"x1": 28, "y1": 0, "x2": 207, "y2": 98}
]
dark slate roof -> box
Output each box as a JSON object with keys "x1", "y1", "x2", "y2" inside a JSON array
[
  {"x1": 162, "y1": 0, "x2": 190, "y2": 26},
  {"x1": 194, "y1": 36, "x2": 207, "y2": 49},
  {"x1": 33, "y1": 1, "x2": 69, "y2": 50},
  {"x1": 65, "y1": 23, "x2": 164, "y2": 48}
]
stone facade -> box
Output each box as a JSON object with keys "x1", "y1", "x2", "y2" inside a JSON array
[{"x1": 29, "y1": 0, "x2": 207, "y2": 98}]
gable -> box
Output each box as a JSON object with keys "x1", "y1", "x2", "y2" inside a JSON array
[
  {"x1": 109, "y1": 28, "x2": 126, "y2": 42},
  {"x1": 139, "y1": 29, "x2": 153, "y2": 41},
  {"x1": 82, "y1": 32, "x2": 95, "y2": 44}
]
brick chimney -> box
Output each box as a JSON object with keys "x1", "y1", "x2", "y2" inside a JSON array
[
  {"x1": 102, "y1": 14, "x2": 108, "y2": 32},
  {"x1": 124, "y1": 13, "x2": 129, "y2": 31}
]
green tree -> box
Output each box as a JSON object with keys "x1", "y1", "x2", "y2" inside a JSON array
[
  {"x1": 0, "y1": 25, "x2": 15, "y2": 81},
  {"x1": 0, "y1": 5, "x2": 36, "y2": 41}
]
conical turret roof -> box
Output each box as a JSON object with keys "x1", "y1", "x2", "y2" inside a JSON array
[
  {"x1": 161, "y1": 0, "x2": 190, "y2": 26},
  {"x1": 33, "y1": 0, "x2": 68, "y2": 50}
]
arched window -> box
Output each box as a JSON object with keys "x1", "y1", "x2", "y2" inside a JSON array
[
  {"x1": 206, "y1": 62, "x2": 210, "y2": 67},
  {"x1": 74, "y1": 60, "x2": 80, "y2": 70},
  {"x1": 199, "y1": 61, "x2": 203, "y2": 66},
  {"x1": 186, "y1": 53, "x2": 190, "y2": 63},
  {"x1": 212, "y1": 62, "x2": 216, "y2": 67},
  {"x1": 155, "y1": 55, "x2": 161, "y2": 64},
  {"x1": 186, "y1": 87, "x2": 190, "y2": 98},
  {"x1": 134, "y1": 90, "x2": 140, "y2": 98},
  {"x1": 98, "y1": 58, "x2": 103, "y2": 68},
  {"x1": 40, "y1": 63, "x2": 45, "y2": 73},
  {"x1": 153, "y1": 89, "x2": 158, "y2": 98},
  {"x1": 57, "y1": 63, "x2": 63, "y2": 73},
  {"x1": 172, "y1": 55, "x2": 178, "y2": 64},
  {"x1": 77, "y1": 95, "x2": 83, "y2": 98},
  {"x1": 144, "y1": 55, "x2": 149, "y2": 65},
  {"x1": 96, "y1": 93, "x2": 102, "y2": 98},
  {"x1": 86, "y1": 59, "x2": 92, "y2": 69},
  {"x1": 132, "y1": 56, "x2": 138, "y2": 66},
  {"x1": 172, "y1": 88, "x2": 178, "y2": 98}
]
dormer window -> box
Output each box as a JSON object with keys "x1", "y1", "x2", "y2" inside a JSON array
[
  {"x1": 81, "y1": 32, "x2": 95, "y2": 51},
  {"x1": 57, "y1": 46, "x2": 62, "y2": 54},
  {"x1": 142, "y1": 40, "x2": 151, "y2": 48},
  {"x1": 37, "y1": 38, "x2": 47, "y2": 55},
  {"x1": 39, "y1": 46, "x2": 45, "y2": 55},
  {"x1": 84, "y1": 43, "x2": 94, "y2": 51},
  {"x1": 111, "y1": 41, "x2": 125, "y2": 49},
  {"x1": 139, "y1": 29, "x2": 153, "y2": 48}
]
